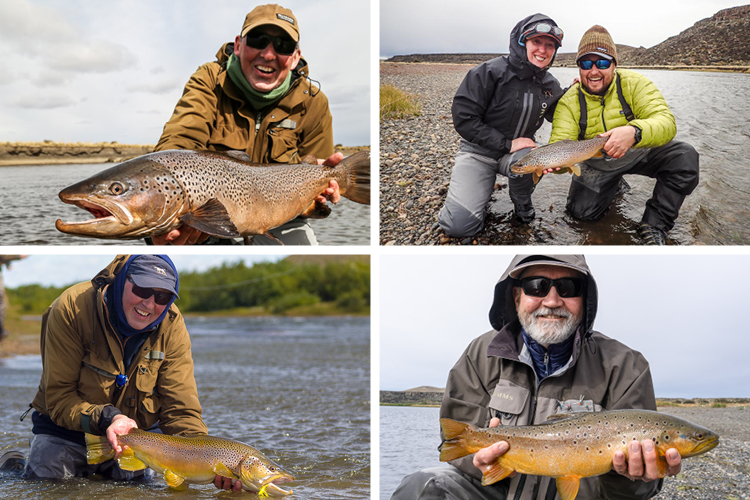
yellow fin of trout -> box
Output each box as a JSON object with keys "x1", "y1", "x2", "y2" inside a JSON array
[
  {"x1": 655, "y1": 454, "x2": 670, "y2": 478},
  {"x1": 117, "y1": 446, "x2": 147, "y2": 471},
  {"x1": 85, "y1": 433, "x2": 115, "y2": 464},
  {"x1": 570, "y1": 165, "x2": 581, "y2": 176},
  {"x1": 556, "y1": 476, "x2": 581, "y2": 500},
  {"x1": 482, "y1": 460, "x2": 515, "y2": 485},
  {"x1": 179, "y1": 198, "x2": 240, "y2": 238},
  {"x1": 532, "y1": 172, "x2": 541, "y2": 184},
  {"x1": 439, "y1": 418, "x2": 473, "y2": 462},
  {"x1": 164, "y1": 469, "x2": 187, "y2": 489},
  {"x1": 213, "y1": 462, "x2": 238, "y2": 480}
]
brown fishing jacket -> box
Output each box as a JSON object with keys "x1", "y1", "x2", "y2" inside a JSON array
[
  {"x1": 156, "y1": 42, "x2": 334, "y2": 164},
  {"x1": 31, "y1": 255, "x2": 207, "y2": 437},
  {"x1": 441, "y1": 255, "x2": 662, "y2": 500}
]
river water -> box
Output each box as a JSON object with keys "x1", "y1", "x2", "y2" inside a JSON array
[
  {"x1": 0, "y1": 163, "x2": 370, "y2": 245},
  {"x1": 0, "y1": 316, "x2": 370, "y2": 499}
]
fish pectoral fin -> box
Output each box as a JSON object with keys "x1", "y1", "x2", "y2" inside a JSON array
[
  {"x1": 300, "y1": 154, "x2": 319, "y2": 165},
  {"x1": 179, "y1": 198, "x2": 240, "y2": 238},
  {"x1": 555, "y1": 475, "x2": 581, "y2": 500},
  {"x1": 164, "y1": 469, "x2": 187, "y2": 489},
  {"x1": 481, "y1": 459, "x2": 515, "y2": 485},
  {"x1": 116, "y1": 447, "x2": 147, "y2": 471},
  {"x1": 655, "y1": 454, "x2": 670, "y2": 478},
  {"x1": 532, "y1": 172, "x2": 541, "y2": 184},
  {"x1": 225, "y1": 150, "x2": 253, "y2": 162},
  {"x1": 213, "y1": 462, "x2": 239, "y2": 480},
  {"x1": 570, "y1": 165, "x2": 582, "y2": 176},
  {"x1": 299, "y1": 200, "x2": 332, "y2": 219}
]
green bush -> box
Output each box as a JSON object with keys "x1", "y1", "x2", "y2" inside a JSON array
[{"x1": 269, "y1": 291, "x2": 320, "y2": 314}]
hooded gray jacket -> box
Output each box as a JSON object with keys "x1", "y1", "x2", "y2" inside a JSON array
[{"x1": 440, "y1": 255, "x2": 661, "y2": 500}]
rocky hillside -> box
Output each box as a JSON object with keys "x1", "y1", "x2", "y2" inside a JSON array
[{"x1": 387, "y1": 5, "x2": 750, "y2": 68}]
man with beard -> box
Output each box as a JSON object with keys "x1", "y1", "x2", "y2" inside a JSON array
[{"x1": 390, "y1": 254, "x2": 681, "y2": 500}]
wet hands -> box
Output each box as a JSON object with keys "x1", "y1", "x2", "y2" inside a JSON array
[
  {"x1": 472, "y1": 417, "x2": 513, "y2": 476},
  {"x1": 106, "y1": 414, "x2": 138, "y2": 460},
  {"x1": 600, "y1": 126, "x2": 637, "y2": 159},
  {"x1": 612, "y1": 440, "x2": 681, "y2": 481},
  {"x1": 214, "y1": 474, "x2": 243, "y2": 492},
  {"x1": 316, "y1": 152, "x2": 343, "y2": 204},
  {"x1": 510, "y1": 137, "x2": 537, "y2": 154}
]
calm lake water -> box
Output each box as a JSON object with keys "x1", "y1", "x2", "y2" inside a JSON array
[
  {"x1": 0, "y1": 316, "x2": 370, "y2": 499},
  {"x1": 0, "y1": 163, "x2": 370, "y2": 245}
]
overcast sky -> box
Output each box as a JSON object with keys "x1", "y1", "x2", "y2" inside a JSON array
[
  {"x1": 2, "y1": 254, "x2": 283, "y2": 288},
  {"x1": 0, "y1": 0, "x2": 370, "y2": 147},
  {"x1": 381, "y1": 0, "x2": 746, "y2": 57},
  {"x1": 380, "y1": 252, "x2": 750, "y2": 398}
]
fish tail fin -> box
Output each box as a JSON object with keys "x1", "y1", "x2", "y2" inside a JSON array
[
  {"x1": 85, "y1": 433, "x2": 115, "y2": 464},
  {"x1": 555, "y1": 475, "x2": 581, "y2": 500},
  {"x1": 439, "y1": 418, "x2": 474, "y2": 462},
  {"x1": 482, "y1": 460, "x2": 514, "y2": 485},
  {"x1": 337, "y1": 151, "x2": 370, "y2": 205}
]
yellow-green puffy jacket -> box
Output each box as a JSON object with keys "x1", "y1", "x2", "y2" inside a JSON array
[{"x1": 550, "y1": 69, "x2": 675, "y2": 148}]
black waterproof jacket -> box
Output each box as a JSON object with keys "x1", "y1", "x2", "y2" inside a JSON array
[{"x1": 452, "y1": 14, "x2": 564, "y2": 159}]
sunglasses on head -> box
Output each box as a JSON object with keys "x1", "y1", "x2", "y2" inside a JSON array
[
  {"x1": 245, "y1": 31, "x2": 297, "y2": 56},
  {"x1": 577, "y1": 59, "x2": 612, "y2": 70},
  {"x1": 127, "y1": 276, "x2": 173, "y2": 306},
  {"x1": 518, "y1": 276, "x2": 585, "y2": 298},
  {"x1": 519, "y1": 22, "x2": 564, "y2": 46}
]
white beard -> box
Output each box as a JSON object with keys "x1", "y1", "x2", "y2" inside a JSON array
[{"x1": 519, "y1": 306, "x2": 582, "y2": 347}]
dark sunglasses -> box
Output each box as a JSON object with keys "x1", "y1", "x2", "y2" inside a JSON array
[
  {"x1": 245, "y1": 32, "x2": 297, "y2": 56},
  {"x1": 127, "y1": 276, "x2": 173, "y2": 306},
  {"x1": 518, "y1": 276, "x2": 585, "y2": 298},
  {"x1": 519, "y1": 22, "x2": 564, "y2": 45},
  {"x1": 577, "y1": 59, "x2": 613, "y2": 70}
]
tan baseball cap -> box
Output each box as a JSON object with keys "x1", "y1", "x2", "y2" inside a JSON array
[
  {"x1": 241, "y1": 4, "x2": 299, "y2": 42},
  {"x1": 576, "y1": 25, "x2": 617, "y2": 64}
]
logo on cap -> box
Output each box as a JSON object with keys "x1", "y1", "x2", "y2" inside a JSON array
[
  {"x1": 276, "y1": 13, "x2": 294, "y2": 25},
  {"x1": 596, "y1": 46, "x2": 609, "y2": 53},
  {"x1": 154, "y1": 266, "x2": 167, "y2": 276}
]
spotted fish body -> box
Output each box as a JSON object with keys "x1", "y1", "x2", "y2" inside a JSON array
[
  {"x1": 440, "y1": 409, "x2": 719, "y2": 500},
  {"x1": 85, "y1": 429, "x2": 294, "y2": 496},
  {"x1": 510, "y1": 137, "x2": 608, "y2": 183},
  {"x1": 55, "y1": 149, "x2": 370, "y2": 240}
]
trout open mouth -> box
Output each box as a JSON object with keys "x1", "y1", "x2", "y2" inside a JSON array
[
  {"x1": 256, "y1": 473, "x2": 295, "y2": 496},
  {"x1": 55, "y1": 196, "x2": 135, "y2": 235}
]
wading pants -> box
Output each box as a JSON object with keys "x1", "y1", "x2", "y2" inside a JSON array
[
  {"x1": 389, "y1": 466, "x2": 508, "y2": 500},
  {"x1": 438, "y1": 148, "x2": 535, "y2": 238},
  {"x1": 567, "y1": 141, "x2": 699, "y2": 232},
  {"x1": 23, "y1": 434, "x2": 153, "y2": 480}
]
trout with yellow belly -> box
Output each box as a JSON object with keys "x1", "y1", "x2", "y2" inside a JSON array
[
  {"x1": 86, "y1": 429, "x2": 294, "y2": 496},
  {"x1": 510, "y1": 136, "x2": 608, "y2": 184},
  {"x1": 440, "y1": 409, "x2": 718, "y2": 500}
]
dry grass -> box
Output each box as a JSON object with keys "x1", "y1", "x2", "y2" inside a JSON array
[{"x1": 380, "y1": 84, "x2": 421, "y2": 120}]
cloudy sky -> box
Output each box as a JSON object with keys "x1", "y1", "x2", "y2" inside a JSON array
[
  {"x1": 2, "y1": 254, "x2": 283, "y2": 288},
  {"x1": 0, "y1": 0, "x2": 370, "y2": 147},
  {"x1": 380, "y1": 252, "x2": 750, "y2": 398},
  {"x1": 381, "y1": 0, "x2": 746, "y2": 57}
]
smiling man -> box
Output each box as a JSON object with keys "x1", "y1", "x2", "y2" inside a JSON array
[
  {"x1": 390, "y1": 254, "x2": 681, "y2": 500},
  {"x1": 549, "y1": 25, "x2": 699, "y2": 245},
  {"x1": 154, "y1": 4, "x2": 340, "y2": 246}
]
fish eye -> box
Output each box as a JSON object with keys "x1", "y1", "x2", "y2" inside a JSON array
[
  {"x1": 696, "y1": 433, "x2": 704, "y2": 439},
  {"x1": 109, "y1": 182, "x2": 125, "y2": 195}
]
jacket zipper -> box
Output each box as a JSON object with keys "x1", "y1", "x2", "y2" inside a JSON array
[{"x1": 600, "y1": 97, "x2": 608, "y2": 132}]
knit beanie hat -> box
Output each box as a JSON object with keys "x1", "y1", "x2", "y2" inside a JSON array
[{"x1": 576, "y1": 25, "x2": 617, "y2": 64}]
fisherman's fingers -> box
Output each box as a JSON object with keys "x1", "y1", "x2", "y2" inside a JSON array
[
  {"x1": 639, "y1": 439, "x2": 662, "y2": 481},
  {"x1": 473, "y1": 440, "x2": 510, "y2": 469},
  {"x1": 665, "y1": 448, "x2": 682, "y2": 476},
  {"x1": 320, "y1": 152, "x2": 344, "y2": 167}
]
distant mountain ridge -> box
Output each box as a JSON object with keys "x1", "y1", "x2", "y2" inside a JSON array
[{"x1": 386, "y1": 5, "x2": 750, "y2": 69}]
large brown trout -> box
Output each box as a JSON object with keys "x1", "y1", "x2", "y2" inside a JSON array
[
  {"x1": 510, "y1": 137, "x2": 608, "y2": 183},
  {"x1": 86, "y1": 429, "x2": 294, "y2": 496},
  {"x1": 440, "y1": 409, "x2": 719, "y2": 500},
  {"x1": 55, "y1": 149, "x2": 370, "y2": 242}
]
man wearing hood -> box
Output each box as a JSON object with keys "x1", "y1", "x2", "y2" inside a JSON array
[
  {"x1": 22, "y1": 255, "x2": 239, "y2": 491},
  {"x1": 152, "y1": 4, "x2": 340, "y2": 246},
  {"x1": 391, "y1": 255, "x2": 681, "y2": 500},
  {"x1": 438, "y1": 14, "x2": 565, "y2": 238}
]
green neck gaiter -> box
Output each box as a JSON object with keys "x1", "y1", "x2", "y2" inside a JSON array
[{"x1": 227, "y1": 53, "x2": 292, "y2": 110}]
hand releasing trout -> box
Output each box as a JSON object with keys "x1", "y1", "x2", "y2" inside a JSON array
[
  {"x1": 86, "y1": 429, "x2": 294, "y2": 496},
  {"x1": 55, "y1": 150, "x2": 370, "y2": 242},
  {"x1": 440, "y1": 409, "x2": 719, "y2": 500},
  {"x1": 510, "y1": 136, "x2": 608, "y2": 184}
]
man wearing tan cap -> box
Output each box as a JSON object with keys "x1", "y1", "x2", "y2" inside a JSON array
[
  {"x1": 549, "y1": 25, "x2": 699, "y2": 245},
  {"x1": 152, "y1": 4, "x2": 339, "y2": 246}
]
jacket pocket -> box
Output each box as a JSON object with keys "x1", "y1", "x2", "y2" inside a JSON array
[
  {"x1": 488, "y1": 380, "x2": 530, "y2": 426},
  {"x1": 135, "y1": 361, "x2": 162, "y2": 426},
  {"x1": 80, "y1": 359, "x2": 117, "y2": 403},
  {"x1": 267, "y1": 128, "x2": 299, "y2": 163}
]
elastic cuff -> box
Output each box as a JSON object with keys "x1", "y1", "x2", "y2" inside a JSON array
[{"x1": 97, "y1": 405, "x2": 123, "y2": 434}]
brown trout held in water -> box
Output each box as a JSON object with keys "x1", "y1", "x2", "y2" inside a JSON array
[
  {"x1": 510, "y1": 136, "x2": 608, "y2": 183},
  {"x1": 86, "y1": 429, "x2": 294, "y2": 496},
  {"x1": 55, "y1": 149, "x2": 370, "y2": 242},
  {"x1": 440, "y1": 409, "x2": 719, "y2": 500}
]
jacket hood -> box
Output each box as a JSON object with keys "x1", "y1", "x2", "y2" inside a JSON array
[
  {"x1": 508, "y1": 13, "x2": 560, "y2": 80},
  {"x1": 489, "y1": 254, "x2": 598, "y2": 336}
]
